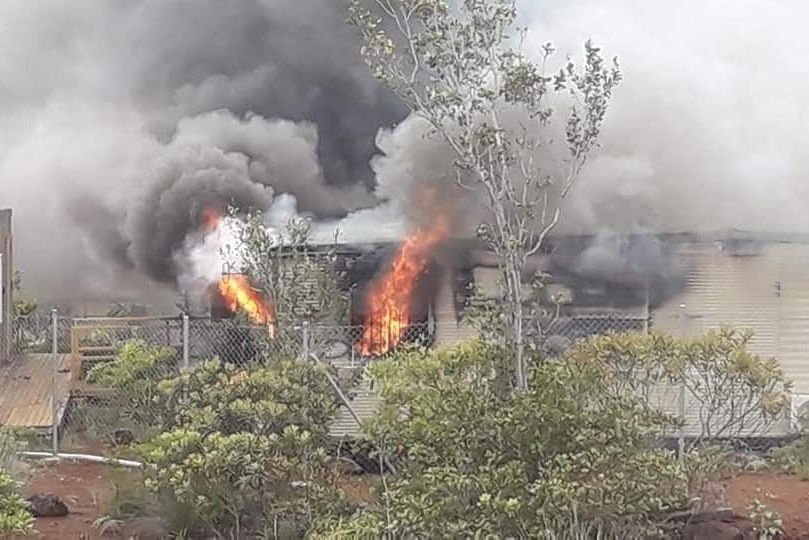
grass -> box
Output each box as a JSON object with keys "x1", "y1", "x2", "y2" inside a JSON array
[{"x1": 94, "y1": 467, "x2": 204, "y2": 539}]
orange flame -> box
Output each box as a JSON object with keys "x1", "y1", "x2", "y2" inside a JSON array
[
  {"x1": 356, "y1": 217, "x2": 450, "y2": 356},
  {"x1": 201, "y1": 207, "x2": 224, "y2": 234},
  {"x1": 202, "y1": 207, "x2": 276, "y2": 337},
  {"x1": 218, "y1": 274, "x2": 276, "y2": 337}
]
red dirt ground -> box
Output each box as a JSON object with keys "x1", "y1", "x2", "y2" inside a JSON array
[
  {"x1": 725, "y1": 472, "x2": 809, "y2": 539},
  {"x1": 22, "y1": 461, "x2": 116, "y2": 539},
  {"x1": 17, "y1": 462, "x2": 809, "y2": 538}
]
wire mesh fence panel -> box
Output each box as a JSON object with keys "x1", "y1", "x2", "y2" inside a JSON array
[
  {"x1": 58, "y1": 316, "x2": 186, "y2": 456},
  {"x1": 535, "y1": 314, "x2": 649, "y2": 354},
  {"x1": 27, "y1": 311, "x2": 796, "y2": 460},
  {"x1": 187, "y1": 317, "x2": 271, "y2": 367},
  {"x1": 10, "y1": 311, "x2": 55, "y2": 357},
  {"x1": 307, "y1": 322, "x2": 432, "y2": 366}
]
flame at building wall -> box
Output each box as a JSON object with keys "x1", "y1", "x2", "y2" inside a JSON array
[
  {"x1": 356, "y1": 215, "x2": 451, "y2": 356},
  {"x1": 218, "y1": 274, "x2": 276, "y2": 337},
  {"x1": 200, "y1": 208, "x2": 275, "y2": 337}
]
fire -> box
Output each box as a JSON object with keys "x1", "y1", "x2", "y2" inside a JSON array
[
  {"x1": 201, "y1": 206, "x2": 276, "y2": 337},
  {"x1": 218, "y1": 274, "x2": 276, "y2": 337},
  {"x1": 201, "y1": 207, "x2": 224, "y2": 234},
  {"x1": 356, "y1": 217, "x2": 450, "y2": 356}
]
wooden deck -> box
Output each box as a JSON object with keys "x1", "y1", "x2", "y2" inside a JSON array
[{"x1": 0, "y1": 354, "x2": 71, "y2": 430}]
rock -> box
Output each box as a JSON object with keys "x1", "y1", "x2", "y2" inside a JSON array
[
  {"x1": 732, "y1": 451, "x2": 769, "y2": 472},
  {"x1": 26, "y1": 492, "x2": 69, "y2": 517},
  {"x1": 681, "y1": 512, "x2": 756, "y2": 540},
  {"x1": 336, "y1": 457, "x2": 364, "y2": 475},
  {"x1": 110, "y1": 428, "x2": 135, "y2": 446},
  {"x1": 127, "y1": 517, "x2": 169, "y2": 540}
]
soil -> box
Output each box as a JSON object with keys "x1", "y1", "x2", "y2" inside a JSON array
[
  {"x1": 725, "y1": 472, "x2": 809, "y2": 539},
  {"x1": 22, "y1": 461, "x2": 117, "y2": 539},
  {"x1": 17, "y1": 462, "x2": 809, "y2": 538}
]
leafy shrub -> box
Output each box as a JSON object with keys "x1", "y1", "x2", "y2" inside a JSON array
[
  {"x1": 747, "y1": 498, "x2": 783, "y2": 539},
  {"x1": 567, "y1": 329, "x2": 791, "y2": 445},
  {"x1": 132, "y1": 357, "x2": 350, "y2": 537},
  {"x1": 155, "y1": 358, "x2": 339, "y2": 437},
  {"x1": 85, "y1": 340, "x2": 180, "y2": 427},
  {"x1": 138, "y1": 428, "x2": 352, "y2": 537},
  {"x1": 0, "y1": 429, "x2": 27, "y2": 481},
  {"x1": 772, "y1": 435, "x2": 809, "y2": 479},
  {"x1": 0, "y1": 469, "x2": 34, "y2": 537},
  {"x1": 316, "y1": 340, "x2": 688, "y2": 538}
]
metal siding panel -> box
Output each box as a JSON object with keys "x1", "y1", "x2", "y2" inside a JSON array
[
  {"x1": 652, "y1": 243, "x2": 783, "y2": 436},
  {"x1": 654, "y1": 243, "x2": 779, "y2": 354},
  {"x1": 773, "y1": 244, "x2": 809, "y2": 394}
]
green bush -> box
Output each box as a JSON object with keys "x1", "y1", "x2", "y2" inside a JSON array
[
  {"x1": 85, "y1": 340, "x2": 180, "y2": 428},
  {"x1": 155, "y1": 358, "x2": 339, "y2": 438},
  {"x1": 315, "y1": 340, "x2": 688, "y2": 538},
  {"x1": 0, "y1": 469, "x2": 34, "y2": 538},
  {"x1": 0, "y1": 429, "x2": 27, "y2": 481},
  {"x1": 131, "y1": 357, "x2": 350, "y2": 537},
  {"x1": 567, "y1": 329, "x2": 791, "y2": 445}
]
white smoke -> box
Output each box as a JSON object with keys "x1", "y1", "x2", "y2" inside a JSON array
[{"x1": 520, "y1": 0, "x2": 809, "y2": 235}]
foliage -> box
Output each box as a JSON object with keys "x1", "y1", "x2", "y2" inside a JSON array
[
  {"x1": 94, "y1": 468, "x2": 200, "y2": 538},
  {"x1": 155, "y1": 357, "x2": 339, "y2": 438},
  {"x1": 566, "y1": 329, "x2": 792, "y2": 446},
  {"x1": 747, "y1": 498, "x2": 783, "y2": 539},
  {"x1": 348, "y1": 0, "x2": 620, "y2": 387},
  {"x1": 85, "y1": 340, "x2": 180, "y2": 428},
  {"x1": 127, "y1": 355, "x2": 351, "y2": 537},
  {"x1": 11, "y1": 271, "x2": 36, "y2": 318},
  {"x1": 0, "y1": 469, "x2": 34, "y2": 538},
  {"x1": 138, "y1": 429, "x2": 352, "y2": 538},
  {"x1": 10, "y1": 271, "x2": 45, "y2": 354},
  {"x1": 227, "y1": 211, "x2": 347, "y2": 327},
  {"x1": 0, "y1": 429, "x2": 26, "y2": 482},
  {"x1": 772, "y1": 437, "x2": 809, "y2": 480},
  {"x1": 316, "y1": 339, "x2": 688, "y2": 537},
  {"x1": 772, "y1": 400, "x2": 809, "y2": 479}
]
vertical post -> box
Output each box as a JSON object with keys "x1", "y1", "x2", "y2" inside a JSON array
[
  {"x1": 51, "y1": 308, "x2": 58, "y2": 456},
  {"x1": 182, "y1": 313, "x2": 190, "y2": 370},
  {"x1": 0, "y1": 208, "x2": 12, "y2": 365},
  {"x1": 643, "y1": 281, "x2": 650, "y2": 335},
  {"x1": 302, "y1": 322, "x2": 310, "y2": 360},
  {"x1": 677, "y1": 303, "x2": 686, "y2": 462}
]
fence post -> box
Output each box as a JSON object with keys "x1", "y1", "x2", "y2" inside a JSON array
[
  {"x1": 677, "y1": 303, "x2": 686, "y2": 462},
  {"x1": 182, "y1": 313, "x2": 190, "y2": 370},
  {"x1": 302, "y1": 322, "x2": 310, "y2": 360},
  {"x1": 50, "y1": 308, "x2": 59, "y2": 457}
]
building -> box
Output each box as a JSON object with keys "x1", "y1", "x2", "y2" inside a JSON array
[{"x1": 326, "y1": 230, "x2": 809, "y2": 438}]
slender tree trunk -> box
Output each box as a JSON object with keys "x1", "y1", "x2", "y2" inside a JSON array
[{"x1": 505, "y1": 253, "x2": 526, "y2": 390}]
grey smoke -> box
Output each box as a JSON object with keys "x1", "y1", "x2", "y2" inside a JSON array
[
  {"x1": 2, "y1": 0, "x2": 808, "y2": 307},
  {"x1": 521, "y1": 0, "x2": 809, "y2": 235},
  {"x1": 0, "y1": 0, "x2": 403, "y2": 302}
]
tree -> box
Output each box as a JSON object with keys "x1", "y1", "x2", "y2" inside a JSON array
[
  {"x1": 348, "y1": 0, "x2": 621, "y2": 388},
  {"x1": 566, "y1": 329, "x2": 792, "y2": 446},
  {"x1": 225, "y1": 211, "x2": 347, "y2": 347},
  {"x1": 312, "y1": 339, "x2": 688, "y2": 538}
]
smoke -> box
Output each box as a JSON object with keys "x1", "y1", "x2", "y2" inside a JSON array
[
  {"x1": 3, "y1": 0, "x2": 808, "y2": 306},
  {"x1": 0, "y1": 0, "x2": 403, "y2": 304},
  {"x1": 520, "y1": 0, "x2": 809, "y2": 235}
]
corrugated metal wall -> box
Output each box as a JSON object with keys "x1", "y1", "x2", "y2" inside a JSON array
[
  {"x1": 652, "y1": 241, "x2": 809, "y2": 436},
  {"x1": 653, "y1": 242, "x2": 780, "y2": 356},
  {"x1": 771, "y1": 244, "x2": 809, "y2": 395}
]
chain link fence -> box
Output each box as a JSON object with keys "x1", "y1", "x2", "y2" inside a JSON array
[{"x1": 0, "y1": 309, "x2": 795, "y2": 461}]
